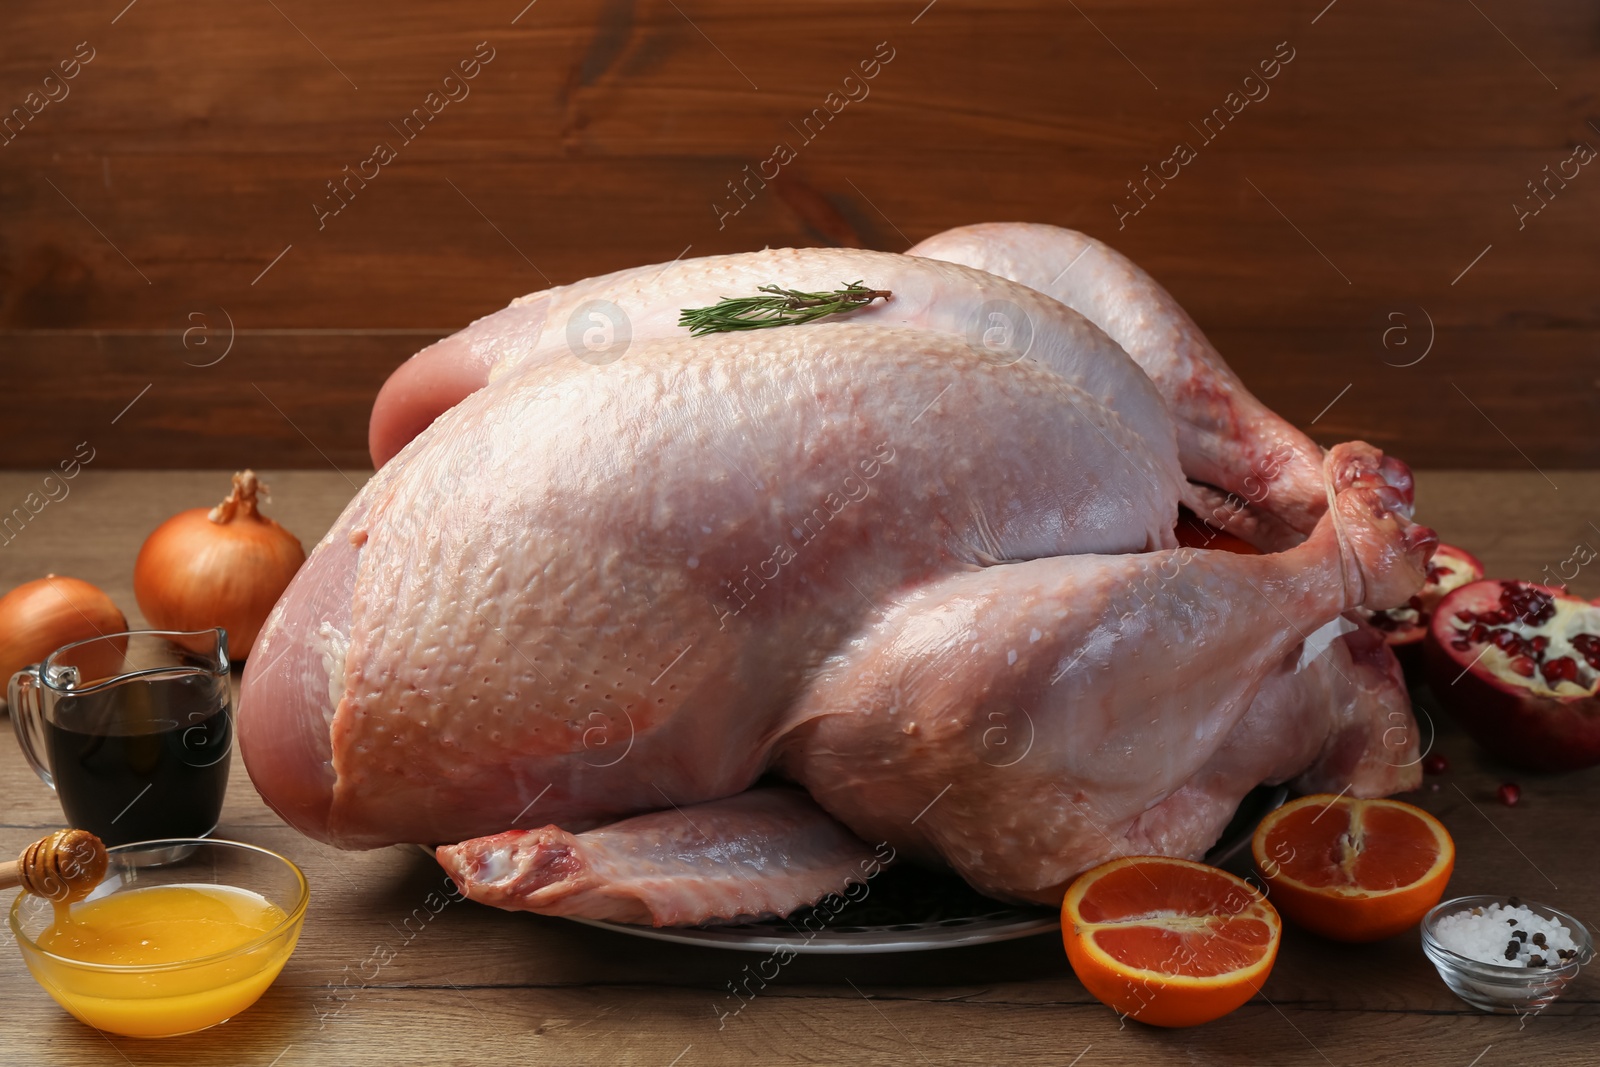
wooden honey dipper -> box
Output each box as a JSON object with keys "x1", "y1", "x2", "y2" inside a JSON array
[{"x1": 0, "y1": 830, "x2": 108, "y2": 903}]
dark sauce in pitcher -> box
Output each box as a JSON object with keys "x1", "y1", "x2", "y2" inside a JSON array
[{"x1": 43, "y1": 670, "x2": 232, "y2": 847}]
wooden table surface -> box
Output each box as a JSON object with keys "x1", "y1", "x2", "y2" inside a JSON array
[
  {"x1": 1, "y1": 469, "x2": 1597, "y2": 1066},
  {"x1": 5, "y1": 0, "x2": 1599, "y2": 471}
]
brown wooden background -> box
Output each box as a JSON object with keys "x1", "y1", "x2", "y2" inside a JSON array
[{"x1": 2, "y1": 0, "x2": 1596, "y2": 471}]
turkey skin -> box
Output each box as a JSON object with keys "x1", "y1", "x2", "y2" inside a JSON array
[{"x1": 242, "y1": 245, "x2": 1433, "y2": 926}]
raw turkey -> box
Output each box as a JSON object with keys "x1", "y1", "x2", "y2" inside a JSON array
[{"x1": 240, "y1": 230, "x2": 1434, "y2": 925}]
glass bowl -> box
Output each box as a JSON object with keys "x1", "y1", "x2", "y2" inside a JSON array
[
  {"x1": 1421, "y1": 895, "x2": 1593, "y2": 1014},
  {"x1": 9, "y1": 838, "x2": 309, "y2": 1038}
]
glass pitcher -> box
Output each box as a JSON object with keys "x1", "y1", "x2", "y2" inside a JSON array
[{"x1": 9, "y1": 629, "x2": 233, "y2": 848}]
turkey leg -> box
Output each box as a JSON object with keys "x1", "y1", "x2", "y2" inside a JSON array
[
  {"x1": 1130, "y1": 617, "x2": 1422, "y2": 860},
  {"x1": 778, "y1": 444, "x2": 1436, "y2": 903}
]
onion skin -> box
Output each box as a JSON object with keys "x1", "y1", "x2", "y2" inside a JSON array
[
  {"x1": 0, "y1": 575, "x2": 128, "y2": 691},
  {"x1": 133, "y1": 471, "x2": 306, "y2": 659}
]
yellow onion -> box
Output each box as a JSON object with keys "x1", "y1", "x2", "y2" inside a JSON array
[
  {"x1": 0, "y1": 575, "x2": 128, "y2": 691},
  {"x1": 134, "y1": 471, "x2": 306, "y2": 659}
]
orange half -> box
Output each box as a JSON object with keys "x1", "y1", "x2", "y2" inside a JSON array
[
  {"x1": 1251, "y1": 793, "x2": 1454, "y2": 942},
  {"x1": 1062, "y1": 856, "x2": 1281, "y2": 1028}
]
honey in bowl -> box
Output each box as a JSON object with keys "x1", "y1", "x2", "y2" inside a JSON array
[
  {"x1": 33, "y1": 885, "x2": 292, "y2": 1037},
  {"x1": 11, "y1": 839, "x2": 309, "y2": 1039}
]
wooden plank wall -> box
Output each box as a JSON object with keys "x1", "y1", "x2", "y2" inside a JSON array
[{"x1": 2, "y1": 0, "x2": 1596, "y2": 470}]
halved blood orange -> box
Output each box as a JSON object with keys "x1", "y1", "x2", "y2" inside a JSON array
[
  {"x1": 1062, "y1": 856, "x2": 1281, "y2": 1028},
  {"x1": 1251, "y1": 793, "x2": 1454, "y2": 943}
]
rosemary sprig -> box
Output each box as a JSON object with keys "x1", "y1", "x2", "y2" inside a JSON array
[{"x1": 678, "y1": 281, "x2": 892, "y2": 336}]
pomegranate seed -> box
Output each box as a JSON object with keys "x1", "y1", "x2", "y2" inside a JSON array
[
  {"x1": 1542, "y1": 656, "x2": 1579, "y2": 686},
  {"x1": 1530, "y1": 635, "x2": 1550, "y2": 652},
  {"x1": 1423, "y1": 754, "x2": 1449, "y2": 775},
  {"x1": 1451, "y1": 639, "x2": 1471, "y2": 652},
  {"x1": 1491, "y1": 629, "x2": 1525, "y2": 653},
  {"x1": 1510, "y1": 655, "x2": 1538, "y2": 677},
  {"x1": 1498, "y1": 783, "x2": 1521, "y2": 807},
  {"x1": 1468, "y1": 624, "x2": 1490, "y2": 643},
  {"x1": 1572, "y1": 633, "x2": 1600, "y2": 670},
  {"x1": 1455, "y1": 610, "x2": 1477, "y2": 624},
  {"x1": 1502, "y1": 584, "x2": 1557, "y2": 626}
]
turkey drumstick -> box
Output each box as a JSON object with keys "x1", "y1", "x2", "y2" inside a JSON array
[{"x1": 778, "y1": 443, "x2": 1433, "y2": 905}]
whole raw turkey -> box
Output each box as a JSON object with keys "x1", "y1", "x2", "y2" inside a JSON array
[{"x1": 240, "y1": 226, "x2": 1435, "y2": 925}]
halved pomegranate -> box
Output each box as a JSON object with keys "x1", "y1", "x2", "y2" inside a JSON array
[
  {"x1": 1424, "y1": 579, "x2": 1600, "y2": 771},
  {"x1": 1367, "y1": 543, "x2": 1484, "y2": 673}
]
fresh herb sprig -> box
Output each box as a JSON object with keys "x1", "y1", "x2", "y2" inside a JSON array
[{"x1": 678, "y1": 281, "x2": 892, "y2": 336}]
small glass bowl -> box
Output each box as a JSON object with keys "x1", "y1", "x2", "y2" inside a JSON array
[
  {"x1": 1421, "y1": 895, "x2": 1593, "y2": 1014},
  {"x1": 9, "y1": 838, "x2": 309, "y2": 1038}
]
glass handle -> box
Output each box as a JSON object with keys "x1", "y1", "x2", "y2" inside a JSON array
[{"x1": 8, "y1": 667, "x2": 55, "y2": 790}]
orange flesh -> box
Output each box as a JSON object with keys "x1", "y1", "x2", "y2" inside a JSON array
[
  {"x1": 1073, "y1": 863, "x2": 1274, "y2": 976},
  {"x1": 1267, "y1": 801, "x2": 1441, "y2": 892},
  {"x1": 1089, "y1": 917, "x2": 1275, "y2": 977},
  {"x1": 1075, "y1": 863, "x2": 1260, "y2": 921}
]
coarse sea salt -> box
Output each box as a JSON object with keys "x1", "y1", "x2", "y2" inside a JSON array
[{"x1": 1432, "y1": 901, "x2": 1580, "y2": 968}]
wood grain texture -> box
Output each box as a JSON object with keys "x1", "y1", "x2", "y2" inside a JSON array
[
  {"x1": 0, "y1": 470, "x2": 1598, "y2": 1065},
  {"x1": 1, "y1": 1, "x2": 1597, "y2": 469}
]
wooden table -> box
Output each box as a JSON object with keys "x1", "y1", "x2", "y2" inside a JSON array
[
  {"x1": 2, "y1": 470, "x2": 1597, "y2": 1066},
  {"x1": 6, "y1": 1, "x2": 1600, "y2": 473}
]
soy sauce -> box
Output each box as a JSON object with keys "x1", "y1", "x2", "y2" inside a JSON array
[{"x1": 43, "y1": 671, "x2": 231, "y2": 848}]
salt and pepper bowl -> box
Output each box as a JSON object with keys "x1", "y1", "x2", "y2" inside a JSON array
[{"x1": 1421, "y1": 895, "x2": 1594, "y2": 1014}]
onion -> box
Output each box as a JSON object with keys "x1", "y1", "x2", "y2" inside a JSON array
[
  {"x1": 134, "y1": 470, "x2": 306, "y2": 659},
  {"x1": 0, "y1": 575, "x2": 128, "y2": 692}
]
